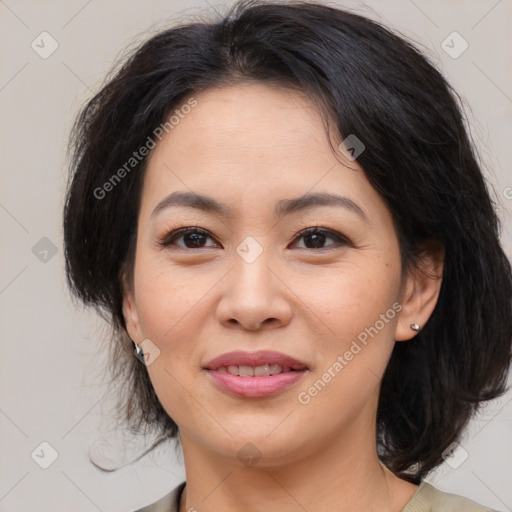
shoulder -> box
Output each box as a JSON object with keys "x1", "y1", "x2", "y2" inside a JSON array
[
  {"x1": 132, "y1": 480, "x2": 501, "y2": 512},
  {"x1": 401, "y1": 481, "x2": 502, "y2": 512},
  {"x1": 133, "y1": 481, "x2": 186, "y2": 512}
]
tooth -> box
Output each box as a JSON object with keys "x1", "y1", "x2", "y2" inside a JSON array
[
  {"x1": 221, "y1": 364, "x2": 289, "y2": 376},
  {"x1": 239, "y1": 365, "x2": 255, "y2": 377},
  {"x1": 227, "y1": 365, "x2": 239, "y2": 375},
  {"x1": 269, "y1": 364, "x2": 283, "y2": 375},
  {"x1": 254, "y1": 364, "x2": 271, "y2": 376}
]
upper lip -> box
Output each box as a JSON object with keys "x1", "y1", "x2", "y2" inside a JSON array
[{"x1": 203, "y1": 350, "x2": 309, "y2": 371}]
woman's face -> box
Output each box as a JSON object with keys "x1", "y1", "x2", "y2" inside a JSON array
[{"x1": 123, "y1": 83, "x2": 424, "y2": 466}]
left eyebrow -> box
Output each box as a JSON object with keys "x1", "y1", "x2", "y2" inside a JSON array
[
  {"x1": 151, "y1": 191, "x2": 369, "y2": 224},
  {"x1": 275, "y1": 192, "x2": 369, "y2": 223}
]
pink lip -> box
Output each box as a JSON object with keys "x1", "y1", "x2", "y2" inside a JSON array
[
  {"x1": 203, "y1": 350, "x2": 308, "y2": 371},
  {"x1": 204, "y1": 368, "x2": 308, "y2": 397}
]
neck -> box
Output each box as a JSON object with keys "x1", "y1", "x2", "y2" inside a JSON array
[{"x1": 177, "y1": 421, "x2": 418, "y2": 512}]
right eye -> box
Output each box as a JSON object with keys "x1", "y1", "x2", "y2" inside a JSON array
[{"x1": 159, "y1": 226, "x2": 220, "y2": 249}]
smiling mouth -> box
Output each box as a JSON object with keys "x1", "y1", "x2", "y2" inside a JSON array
[{"x1": 204, "y1": 365, "x2": 308, "y2": 398}]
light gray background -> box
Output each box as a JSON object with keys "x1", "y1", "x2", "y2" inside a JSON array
[{"x1": 1, "y1": 1, "x2": 511, "y2": 511}]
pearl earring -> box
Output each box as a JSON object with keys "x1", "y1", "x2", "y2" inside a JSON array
[{"x1": 410, "y1": 323, "x2": 421, "y2": 332}]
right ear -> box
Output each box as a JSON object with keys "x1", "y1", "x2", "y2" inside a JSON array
[{"x1": 121, "y1": 268, "x2": 142, "y2": 344}]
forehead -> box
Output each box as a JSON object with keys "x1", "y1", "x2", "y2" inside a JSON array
[
  {"x1": 152, "y1": 83, "x2": 334, "y2": 160},
  {"x1": 139, "y1": 83, "x2": 383, "y2": 222}
]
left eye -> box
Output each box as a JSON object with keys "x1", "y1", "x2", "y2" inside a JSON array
[
  {"x1": 160, "y1": 227, "x2": 348, "y2": 250},
  {"x1": 292, "y1": 227, "x2": 348, "y2": 250}
]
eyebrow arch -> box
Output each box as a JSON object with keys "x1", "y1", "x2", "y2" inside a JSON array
[{"x1": 151, "y1": 191, "x2": 369, "y2": 223}]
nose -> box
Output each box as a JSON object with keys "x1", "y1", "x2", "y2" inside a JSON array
[{"x1": 215, "y1": 246, "x2": 293, "y2": 331}]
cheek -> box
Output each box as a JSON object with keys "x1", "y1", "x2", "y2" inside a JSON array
[
  {"x1": 293, "y1": 259, "x2": 400, "y2": 340},
  {"x1": 133, "y1": 264, "x2": 210, "y2": 425},
  {"x1": 134, "y1": 258, "x2": 210, "y2": 339},
  {"x1": 291, "y1": 269, "x2": 400, "y2": 429},
  {"x1": 292, "y1": 258, "x2": 402, "y2": 408}
]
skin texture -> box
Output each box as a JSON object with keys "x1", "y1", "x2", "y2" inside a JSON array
[{"x1": 122, "y1": 83, "x2": 444, "y2": 512}]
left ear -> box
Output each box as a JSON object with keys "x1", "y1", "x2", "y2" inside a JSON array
[{"x1": 395, "y1": 239, "x2": 445, "y2": 341}]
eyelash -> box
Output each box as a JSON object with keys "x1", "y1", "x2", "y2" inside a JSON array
[{"x1": 158, "y1": 225, "x2": 351, "y2": 251}]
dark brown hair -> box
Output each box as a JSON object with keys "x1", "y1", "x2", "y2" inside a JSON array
[{"x1": 63, "y1": 0, "x2": 512, "y2": 483}]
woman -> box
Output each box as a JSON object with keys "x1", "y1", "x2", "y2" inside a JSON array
[{"x1": 63, "y1": 0, "x2": 512, "y2": 510}]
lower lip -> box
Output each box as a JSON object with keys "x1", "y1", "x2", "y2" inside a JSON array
[{"x1": 204, "y1": 369, "x2": 308, "y2": 397}]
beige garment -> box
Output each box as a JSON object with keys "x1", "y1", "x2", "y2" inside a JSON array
[
  {"x1": 134, "y1": 480, "x2": 501, "y2": 512},
  {"x1": 135, "y1": 481, "x2": 185, "y2": 512}
]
